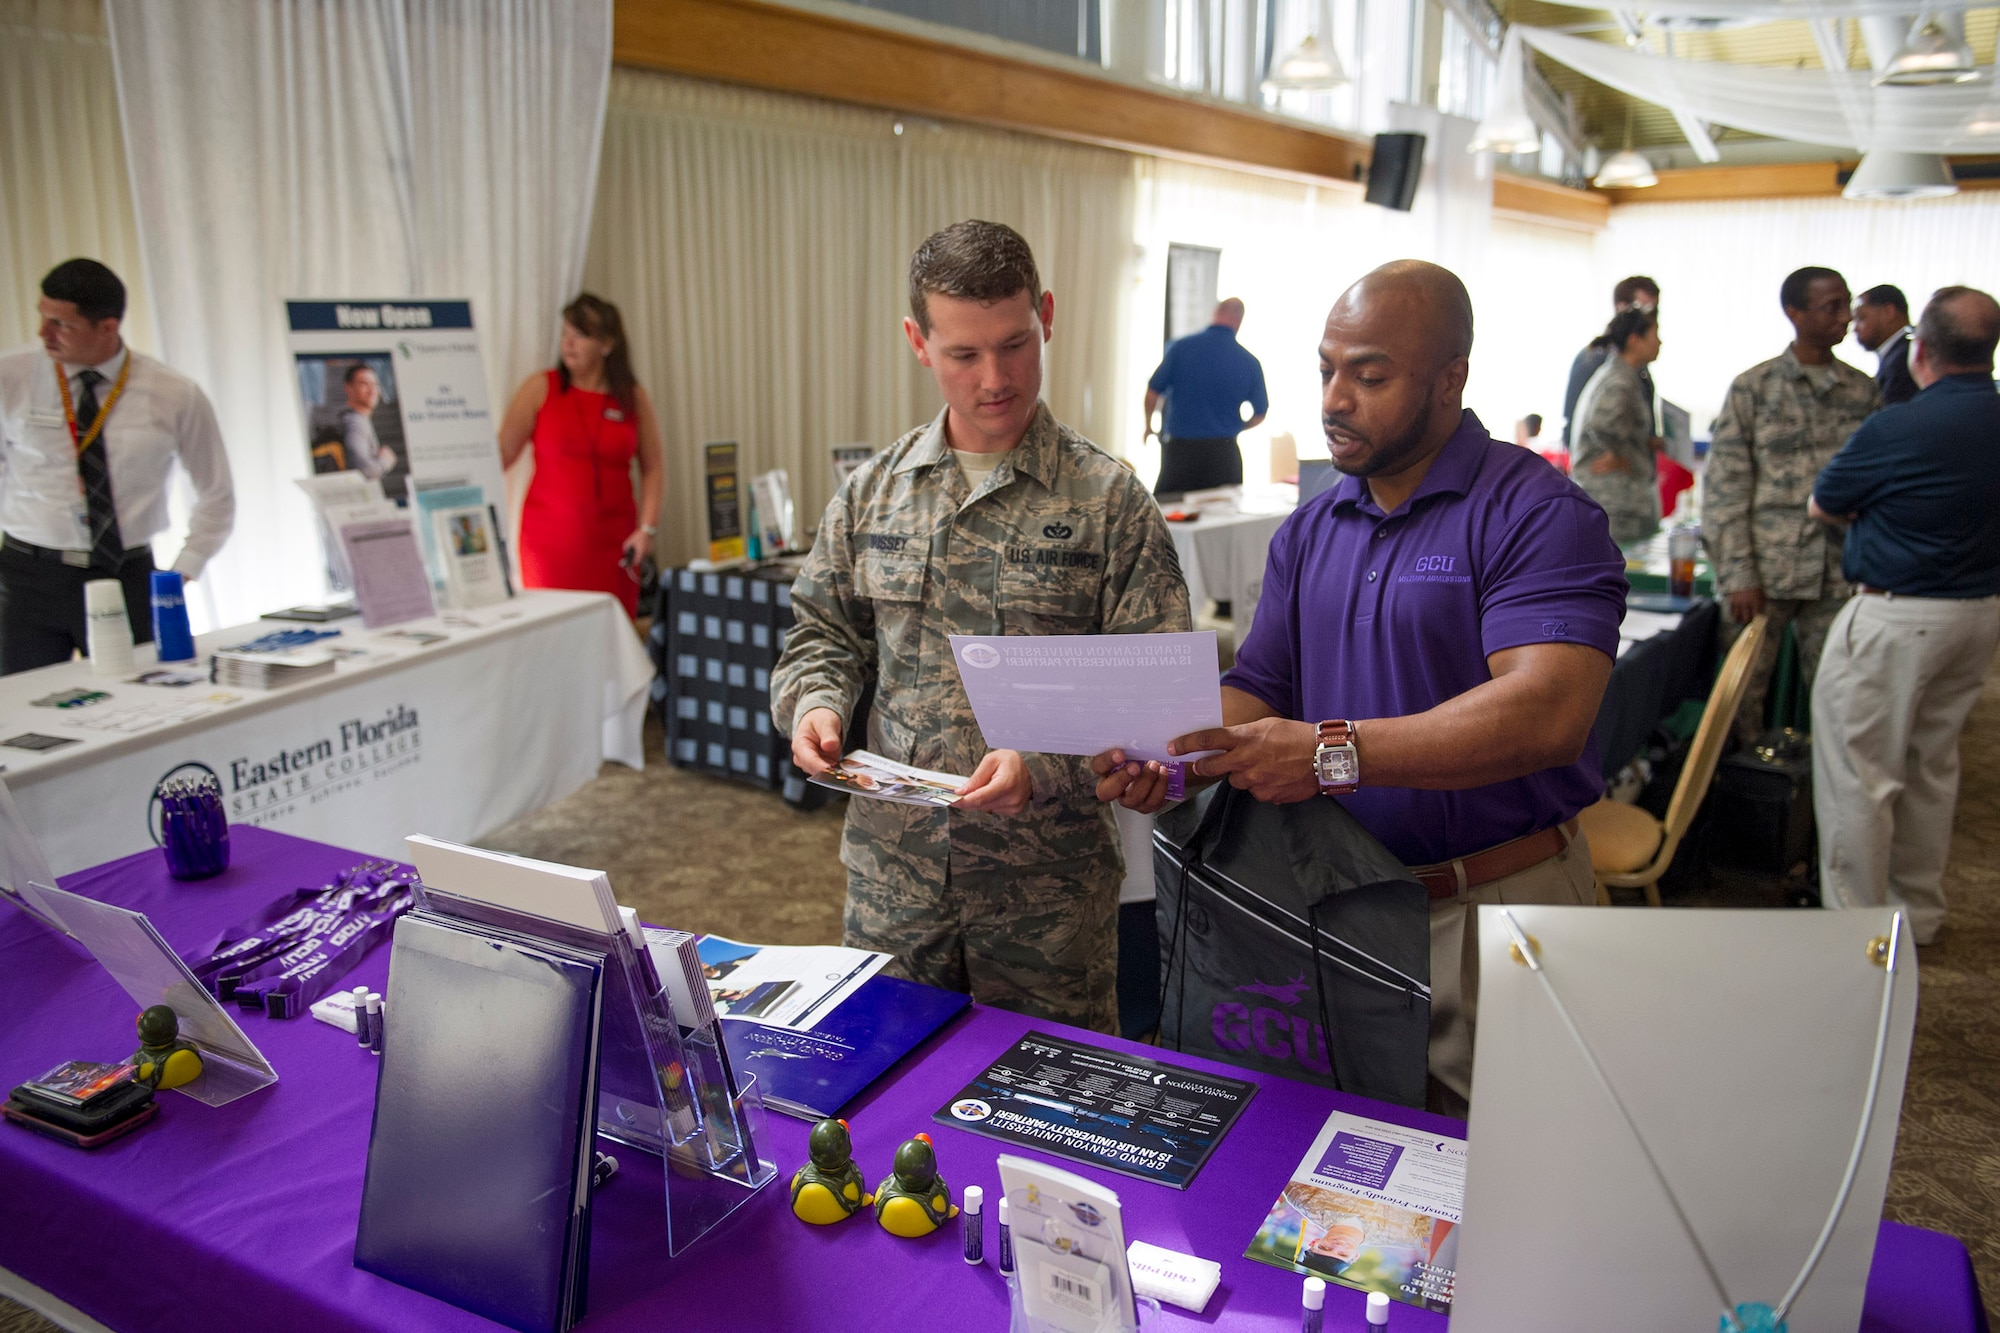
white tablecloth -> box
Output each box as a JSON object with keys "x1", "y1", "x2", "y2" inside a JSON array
[
  {"x1": 1167, "y1": 506, "x2": 1291, "y2": 642},
  {"x1": 0, "y1": 590, "x2": 652, "y2": 874}
]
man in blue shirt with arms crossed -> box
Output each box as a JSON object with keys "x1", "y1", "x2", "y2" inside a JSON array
[
  {"x1": 1145, "y1": 298, "x2": 1269, "y2": 497},
  {"x1": 1810, "y1": 285, "x2": 2000, "y2": 947},
  {"x1": 1100, "y1": 261, "x2": 1626, "y2": 1114}
]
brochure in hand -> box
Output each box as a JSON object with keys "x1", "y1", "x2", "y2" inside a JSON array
[
  {"x1": 808, "y1": 751, "x2": 968, "y2": 806},
  {"x1": 936, "y1": 1030, "x2": 1253, "y2": 1190},
  {"x1": 1243, "y1": 1107, "x2": 1463, "y2": 1313}
]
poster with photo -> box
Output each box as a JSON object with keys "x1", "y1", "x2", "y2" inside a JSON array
[
  {"x1": 285, "y1": 301, "x2": 509, "y2": 545},
  {"x1": 294, "y1": 353, "x2": 411, "y2": 502}
]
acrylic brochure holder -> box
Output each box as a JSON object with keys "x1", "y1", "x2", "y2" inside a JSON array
[
  {"x1": 20, "y1": 881, "x2": 279, "y2": 1107},
  {"x1": 401, "y1": 837, "x2": 774, "y2": 1257},
  {"x1": 1452, "y1": 905, "x2": 1916, "y2": 1333}
]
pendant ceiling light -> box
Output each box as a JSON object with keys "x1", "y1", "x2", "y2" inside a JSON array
[
  {"x1": 1594, "y1": 105, "x2": 1658, "y2": 188},
  {"x1": 1263, "y1": 32, "x2": 1348, "y2": 93},
  {"x1": 1843, "y1": 148, "x2": 1958, "y2": 199},
  {"x1": 1594, "y1": 148, "x2": 1659, "y2": 188},
  {"x1": 1875, "y1": 14, "x2": 1979, "y2": 86},
  {"x1": 1469, "y1": 30, "x2": 1541, "y2": 154}
]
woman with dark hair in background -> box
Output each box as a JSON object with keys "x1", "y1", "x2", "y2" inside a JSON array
[
  {"x1": 498, "y1": 294, "x2": 664, "y2": 618},
  {"x1": 1570, "y1": 305, "x2": 1665, "y2": 547}
]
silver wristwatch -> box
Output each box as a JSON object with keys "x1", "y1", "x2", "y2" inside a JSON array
[{"x1": 1313, "y1": 719, "x2": 1360, "y2": 795}]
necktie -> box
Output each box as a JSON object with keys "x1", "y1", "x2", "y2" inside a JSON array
[{"x1": 74, "y1": 369, "x2": 126, "y2": 570}]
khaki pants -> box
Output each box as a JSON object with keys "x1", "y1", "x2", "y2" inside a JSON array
[
  {"x1": 1426, "y1": 830, "x2": 1598, "y2": 1115},
  {"x1": 1813, "y1": 593, "x2": 2000, "y2": 945},
  {"x1": 1720, "y1": 594, "x2": 1845, "y2": 745}
]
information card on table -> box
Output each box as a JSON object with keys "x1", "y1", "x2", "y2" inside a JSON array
[
  {"x1": 947, "y1": 631, "x2": 1221, "y2": 766},
  {"x1": 936, "y1": 1030, "x2": 1253, "y2": 1190},
  {"x1": 1243, "y1": 1108, "x2": 1463, "y2": 1314}
]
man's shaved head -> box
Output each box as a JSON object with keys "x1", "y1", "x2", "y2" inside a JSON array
[
  {"x1": 1213, "y1": 297, "x2": 1246, "y2": 329},
  {"x1": 1331, "y1": 260, "x2": 1474, "y2": 367},
  {"x1": 1317, "y1": 261, "x2": 1475, "y2": 492}
]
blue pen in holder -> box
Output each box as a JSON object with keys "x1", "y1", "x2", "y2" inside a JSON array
[{"x1": 150, "y1": 765, "x2": 231, "y2": 880}]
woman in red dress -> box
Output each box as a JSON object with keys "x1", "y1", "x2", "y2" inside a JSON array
[{"x1": 497, "y1": 294, "x2": 664, "y2": 618}]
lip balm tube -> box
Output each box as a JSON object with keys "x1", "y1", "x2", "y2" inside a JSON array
[
  {"x1": 1301, "y1": 1276, "x2": 1325, "y2": 1333},
  {"x1": 997, "y1": 1196, "x2": 1015, "y2": 1275},
  {"x1": 366, "y1": 993, "x2": 383, "y2": 1055},
  {"x1": 1366, "y1": 1290, "x2": 1391, "y2": 1328},
  {"x1": 354, "y1": 987, "x2": 373, "y2": 1048},
  {"x1": 962, "y1": 1184, "x2": 984, "y2": 1264}
]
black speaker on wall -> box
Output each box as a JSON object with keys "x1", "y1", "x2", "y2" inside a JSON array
[{"x1": 1366, "y1": 132, "x2": 1426, "y2": 212}]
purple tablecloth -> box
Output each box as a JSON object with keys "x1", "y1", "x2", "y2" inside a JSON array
[{"x1": 0, "y1": 827, "x2": 1985, "y2": 1332}]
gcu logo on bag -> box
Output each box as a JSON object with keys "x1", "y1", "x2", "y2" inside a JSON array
[
  {"x1": 1211, "y1": 1002, "x2": 1331, "y2": 1075},
  {"x1": 1209, "y1": 971, "x2": 1330, "y2": 1075},
  {"x1": 1042, "y1": 522, "x2": 1073, "y2": 539}
]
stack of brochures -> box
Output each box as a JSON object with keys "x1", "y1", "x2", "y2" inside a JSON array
[
  {"x1": 649, "y1": 931, "x2": 968, "y2": 1121},
  {"x1": 211, "y1": 645, "x2": 339, "y2": 689}
]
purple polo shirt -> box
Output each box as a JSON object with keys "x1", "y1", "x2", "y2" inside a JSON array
[{"x1": 1223, "y1": 410, "x2": 1626, "y2": 866}]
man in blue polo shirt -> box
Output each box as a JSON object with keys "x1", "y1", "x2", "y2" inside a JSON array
[
  {"x1": 1810, "y1": 285, "x2": 2000, "y2": 947},
  {"x1": 1145, "y1": 298, "x2": 1269, "y2": 496},
  {"x1": 1099, "y1": 261, "x2": 1626, "y2": 1113}
]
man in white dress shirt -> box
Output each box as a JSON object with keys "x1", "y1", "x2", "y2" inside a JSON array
[{"x1": 0, "y1": 259, "x2": 234, "y2": 674}]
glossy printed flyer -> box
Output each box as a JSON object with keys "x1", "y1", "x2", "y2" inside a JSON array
[{"x1": 1244, "y1": 1108, "x2": 1464, "y2": 1313}]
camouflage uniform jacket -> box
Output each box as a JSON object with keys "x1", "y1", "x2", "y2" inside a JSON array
[
  {"x1": 772, "y1": 404, "x2": 1192, "y2": 895},
  {"x1": 1571, "y1": 354, "x2": 1660, "y2": 548},
  {"x1": 1704, "y1": 347, "x2": 1880, "y2": 598}
]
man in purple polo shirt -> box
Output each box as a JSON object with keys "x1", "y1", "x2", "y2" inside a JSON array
[{"x1": 1097, "y1": 261, "x2": 1626, "y2": 1113}]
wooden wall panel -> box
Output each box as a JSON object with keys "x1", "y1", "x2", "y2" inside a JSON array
[{"x1": 613, "y1": 0, "x2": 1370, "y2": 188}]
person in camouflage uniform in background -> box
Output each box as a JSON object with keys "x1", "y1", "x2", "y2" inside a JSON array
[
  {"x1": 772, "y1": 220, "x2": 1190, "y2": 1033},
  {"x1": 1704, "y1": 266, "x2": 1881, "y2": 744}
]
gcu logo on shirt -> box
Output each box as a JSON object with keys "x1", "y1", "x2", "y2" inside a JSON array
[
  {"x1": 1042, "y1": 522, "x2": 1074, "y2": 540},
  {"x1": 1413, "y1": 555, "x2": 1457, "y2": 573}
]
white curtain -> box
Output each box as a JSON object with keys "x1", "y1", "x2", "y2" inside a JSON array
[
  {"x1": 1595, "y1": 192, "x2": 2000, "y2": 433},
  {"x1": 583, "y1": 70, "x2": 1137, "y2": 569},
  {"x1": 1516, "y1": 25, "x2": 2000, "y2": 155},
  {"x1": 104, "y1": 0, "x2": 609, "y2": 629},
  {"x1": 0, "y1": 0, "x2": 155, "y2": 353},
  {"x1": 1127, "y1": 149, "x2": 1583, "y2": 483}
]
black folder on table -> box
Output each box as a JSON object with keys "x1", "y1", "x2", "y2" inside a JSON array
[{"x1": 355, "y1": 913, "x2": 605, "y2": 1333}]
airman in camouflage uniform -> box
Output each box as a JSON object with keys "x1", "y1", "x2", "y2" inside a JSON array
[
  {"x1": 1704, "y1": 267, "x2": 1880, "y2": 743},
  {"x1": 772, "y1": 222, "x2": 1190, "y2": 1033}
]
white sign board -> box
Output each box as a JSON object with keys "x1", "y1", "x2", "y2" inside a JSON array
[
  {"x1": 1455, "y1": 905, "x2": 1916, "y2": 1333},
  {"x1": 285, "y1": 300, "x2": 509, "y2": 538}
]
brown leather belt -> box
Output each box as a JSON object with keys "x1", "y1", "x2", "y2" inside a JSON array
[{"x1": 1406, "y1": 818, "x2": 1579, "y2": 902}]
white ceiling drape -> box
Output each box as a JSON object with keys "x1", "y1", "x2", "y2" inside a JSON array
[
  {"x1": 104, "y1": 0, "x2": 609, "y2": 628},
  {"x1": 1515, "y1": 25, "x2": 2000, "y2": 155},
  {"x1": 582, "y1": 69, "x2": 1139, "y2": 568}
]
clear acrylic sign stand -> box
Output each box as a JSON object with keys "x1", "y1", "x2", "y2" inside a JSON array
[
  {"x1": 21, "y1": 881, "x2": 279, "y2": 1107},
  {"x1": 1453, "y1": 905, "x2": 1916, "y2": 1333},
  {"x1": 401, "y1": 839, "x2": 774, "y2": 1258}
]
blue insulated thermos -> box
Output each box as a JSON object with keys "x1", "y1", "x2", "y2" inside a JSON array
[{"x1": 150, "y1": 569, "x2": 196, "y2": 662}]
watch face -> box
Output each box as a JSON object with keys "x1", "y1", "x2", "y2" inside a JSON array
[{"x1": 1315, "y1": 746, "x2": 1358, "y2": 786}]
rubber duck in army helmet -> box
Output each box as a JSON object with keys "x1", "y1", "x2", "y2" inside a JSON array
[
  {"x1": 873, "y1": 1132, "x2": 958, "y2": 1238},
  {"x1": 790, "y1": 1117, "x2": 873, "y2": 1224},
  {"x1": 131, "y1": 1005, "x2": 203, "y2": 1091}
]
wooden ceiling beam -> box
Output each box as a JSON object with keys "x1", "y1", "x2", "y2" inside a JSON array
[
  {"x1": 612, "y1": 0, "x2": 1371, "y2": 189},
  {"x1": 1611, "y1": 158, "x2": 2000, "y2": 205}
]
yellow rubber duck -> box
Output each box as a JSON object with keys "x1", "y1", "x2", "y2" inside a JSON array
[
  {"x1": 131, "y1": 1005, "x2": 203, "y2": 1091},
  {"x1": 874, "y1": 1133, "x2": 958, "y2": 1238},
  {"x1": 790, "y1": 1117, "x2": 872, "y2": 1225}
]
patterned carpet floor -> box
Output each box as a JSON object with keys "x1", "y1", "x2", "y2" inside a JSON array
[{"x1": 6, "y1": 672, "x2": 1996, "y2": 1327}]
